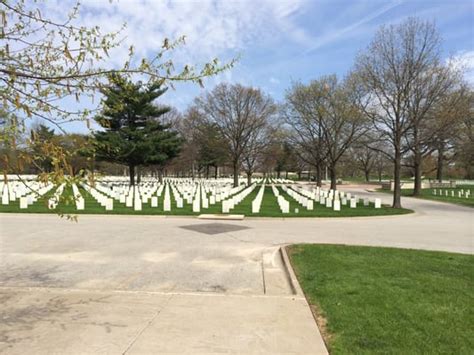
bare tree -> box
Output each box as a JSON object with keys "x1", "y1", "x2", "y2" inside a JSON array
[
  {"x1": 320, "y1": 76, "x2": 368, "y2": 189},
  {"x1": 283, "y1": 82, "x2": 327, "y2": 186},
  {"x1": 453, "y1": 89, "x2": 474, "y2": 179},
  {"x1": 284, "y1": 75, "x2": 367, "y2": 189},
  {"x1": 404, "y1": 41, "x2": 462, "y2": 193},
  {"x1": 173, "y1": 107, "x2": 203, "y2": 179},
  {"x1": 197, "y1": 83, "x2": 276, "y2": 187},
  {"x1": 430, "y1": 87, "x2": 471, "y2": 181},
  {"x1": 352, "y1": 145, "x2": 376, "y2": 182},
  {"x1": 353, "y1": 18, "x2": 454, "y2": 207},
  {"x1": 241, "y1": 126, "x2": 271, "y2": 185}
]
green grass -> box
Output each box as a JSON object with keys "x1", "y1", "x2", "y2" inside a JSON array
[
  {"x1": 0, "y1": 186, "x2": 412, "y2": 217},
  {"x1": 288, "y1": 244, "x2": 474, "y2": 354},
  {"x1": 379, "y1": 185, "x2": 474, "y2": 207}
]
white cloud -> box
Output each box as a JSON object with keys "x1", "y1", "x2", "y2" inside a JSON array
[
  {"x1": 269, "y1": 77, "x2": 280, "y2": 84},
  {"x1": 448, "y1": 50, "x2": 474, "y2": 84},
  {"x1": 302, "y1": 0, "x2": 404, "y2": 54},
  {"x1": 72, "y1": 0, "x2": 311, "y2": 69}
]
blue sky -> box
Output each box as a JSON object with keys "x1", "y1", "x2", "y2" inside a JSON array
[{"x1": 48, "y1": 0, "x2": 473, "y2": 133}]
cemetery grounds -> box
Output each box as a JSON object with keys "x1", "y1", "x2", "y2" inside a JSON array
[{"x1": 0, "y1": 176, "x2": 412, "y2": 217}]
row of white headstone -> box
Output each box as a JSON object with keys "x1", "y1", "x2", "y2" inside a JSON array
[
  {"x1": 271, "y1": 185, "x2": 290, "y2": 213},
  {"x1": 269, "y1": 184, "x2": 381, "y2": 213},
  {"x1": 296, "y1": 185, "x2": 382, "y2": 210},
  {"x1": 1, "y1": 181, "x2": 55, "y2": 209},
  {"x1": 1, "y1": 177, "x2": 383, "y2": 213},
  {"x1": 251, "y1": 183, "x2": 266, "y2": 213},
  {"x1": 78, "y1": 179, "x2": 254, "y2": 212},
  {"x1": 433, "y1": 189, "x2": 472, "y2": 199},
  {"x1": 222, "y1": 183, "x2": 256, "y2": 213}
]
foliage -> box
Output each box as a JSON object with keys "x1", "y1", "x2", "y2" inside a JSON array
[
  {"x1": 197, "y1": 83, "x2": 277, "y2": 187},
  {"x1": 93, "y1": 75, "x2": 182, "y2": 185},
  {"x1": 0, "y1": 0, "x2": 234, "y2": 193}
]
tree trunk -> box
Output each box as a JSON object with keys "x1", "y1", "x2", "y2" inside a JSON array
[
  {"x1": 393, "y1": 149, "x2": 402, "y2": 208},
  {"x1": 137, "y1": 166, "x2": 141, "y2": 184},
  {"x1": 233, "y1": 161, "x2": 239, "y2": 187},
  {"x1": 315, "y1": 165, "x2": 322, "y2": 187},
  {"x1": 413, "y1": 149, "x2": 422, "y2": 196},
  {"x1": 329, "y1": 164, "x2": 337, "y2": 190},
  {"x1": 276, "y1": 169, "x2": 281, "y2": 179},
  {"x1": 412, "y1": 126, "x2": 423, "y2": 196},
  {"x1": 206, "y1": 165, "x2": 210, "y2": 179},
  {"x1": 158, "y1": 169, "x2": 163, "y2": 184},
  {"x1": 285, "y1": 171, "x2": 288, "y2": 179},
  {"x1": 129, "y1": 165, "x2": 135, "y2": 186},
  {"x1": 365, "y1": 169, "x2": 370, "y2": 182},
  {"x1": 215, "y1": 165, "x2": 218, "y2": 179},
  {"x1": 436, "y1": 144, "x2": 444, "y2": 182},
  {"x1": 247, "y1": 172, "x2": 252, "y2": 185}
]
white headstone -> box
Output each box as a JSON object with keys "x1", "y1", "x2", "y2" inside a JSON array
[
  {"x1": 350, "y1": 198, "x2": 357, "y2": 208},
  {"x1": 222, "y1": 200, "x2": 230, "y2": 213},
  {"x1": 19, "y1": 196, "x2": 28, "y2": 209},
  {"x1": 1, "y1": 187, "x2": 9, "y2": 205},
  {"x1": 163, "y1": 197, "x2": 171, "y2": 211},
  {"x1": 192, "y1": 198, "x2": 200, "y2": 212},
  {"x1": 105, "y1": 198, "x2": 113, "y2": 211},
  {"x1": 374, "y1": 198, "x2": 381, "y2": 208},
  {"x1": 333, "y1": 200, "x2": 341, "y2": 211},
  {"x1": 76, "y1": 197, "x2": 85, "y2": 210},
  {"x1": 134, "y1": 198, "x2": 142, "y2": 211}
]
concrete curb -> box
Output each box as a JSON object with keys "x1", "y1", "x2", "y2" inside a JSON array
[
  {"x1": 0, "y1": 211, "x2": 416, "y2": 221},
  {"x1": 279, "y1": 245, "x2": 304, "y2": 298},
  {"x1": 279, "y1": 245, "x2": 329, "y2": 355},
  {"x1": 198, "y1": 214, "x2": 245, "y2": 220}
]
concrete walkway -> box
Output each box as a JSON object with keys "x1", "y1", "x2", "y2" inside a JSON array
[{"x1": 0, "y1": 188, "x2": 472, "y2": 354}]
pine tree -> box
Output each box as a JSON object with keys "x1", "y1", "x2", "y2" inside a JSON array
[{"x1": 93, "y1": 75, "x2": 182, "y2": 185}]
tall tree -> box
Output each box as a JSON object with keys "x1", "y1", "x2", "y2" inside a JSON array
[
  {"x1": 30, "y1": 124, "x2": 56, "y2": 173},
  {"x1": 453, "y1": 89, "x2": 474, "y2": 179},
  {"x1": 195, "y1": 121, "x2": 228, "y2": 179},
  {"x1": 241, "y1": 125, "x2": 271, "y2": 185},
  {"x1": 197, "y1": 83, "x2": 276, "y2": 187},
  {"x1": 430, "y1": 87, "x2": 471, "y2": 181},
  {"x1": 284, "y1": 75, "x2": 367, "y2": 189},
  {"x1": 283, "y1": 82, "x2": 327, "y2": 186},
  {"x1": 93, "y1": 75, "x2": 182, "y2": 185},
  {"x1": 353, "y1": 18, "x2": 453, "y2": 207}
]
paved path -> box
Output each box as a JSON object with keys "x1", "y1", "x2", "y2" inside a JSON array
[{"x1": 0, "y1": 188, "x2": 472, "y2": 354}]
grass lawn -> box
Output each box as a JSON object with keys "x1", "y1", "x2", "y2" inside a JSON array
[
  {"x1": 379, "y1": 185, "x2": 474, "y2": 208},
  {"x1": 288, "y1": 244, "x2": 474, "y2": 354},
  {"x1": 0, "y1": 186, "x2": 412, "y2": 217}
]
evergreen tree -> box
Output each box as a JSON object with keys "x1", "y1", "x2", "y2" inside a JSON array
[
  {"x1": 93, "y1": 75, "x2": 182, "y2": 185},
  {"x1": 30, "y1": 124, "x2": 57, "y2": 173}
]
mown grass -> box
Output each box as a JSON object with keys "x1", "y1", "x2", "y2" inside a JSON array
[
  {"x1": 379, "y1": 185, "x2": 474, "y2": 207},
  {"x1": 0, "y1": 186, "x2": 412, "y2": 217},
  {"x1": 288, "y1": 244, "x2": 474, "y2": 354}
]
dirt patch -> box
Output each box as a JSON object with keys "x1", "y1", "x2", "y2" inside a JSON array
[{"x1": 309, "y1": 303, "x2": 334, "y2": 350}]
